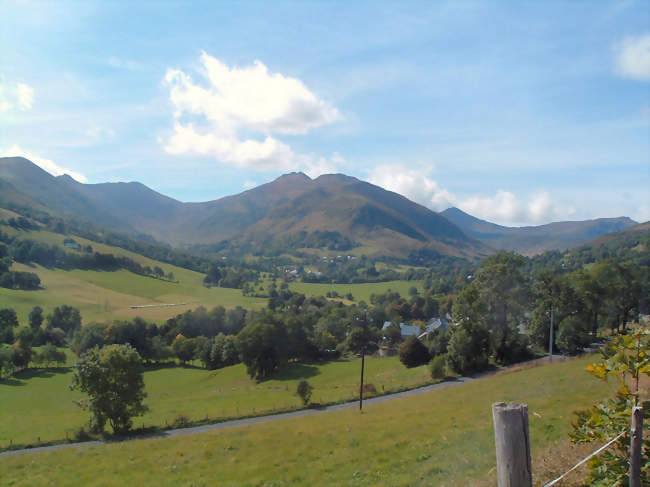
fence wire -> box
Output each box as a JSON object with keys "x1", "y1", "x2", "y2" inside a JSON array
[{"x1": 542, "y1": 431, "x2": 625, "y2": 487}]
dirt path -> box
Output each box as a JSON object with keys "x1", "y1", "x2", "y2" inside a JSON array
[{"x1": 0, "y1": 355, "x2": 564, "y2": 458}]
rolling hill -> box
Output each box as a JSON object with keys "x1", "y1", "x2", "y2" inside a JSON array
[{"x1": 441, "y1": 207, "x2": 637, "y2": 255}]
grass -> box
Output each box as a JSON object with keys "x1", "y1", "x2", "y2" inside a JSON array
[
  {"x1": 0, "y1": 355, "x2": 612, "y2": 486},
  {"x1": 0, "y1": 355, "x2": 432, "y2": 448},
  {"x1": 288, "y1": 280, "x2": 422, "y2": 303},
  {"x1": 0, "y1": 264, "x2": 266, "y2": 324},
  {"x1": 0, "y1": 225, "x2": 267, "y2": 323}
]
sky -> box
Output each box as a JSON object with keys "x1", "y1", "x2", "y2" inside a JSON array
[{"x1": 1, "y1": 0, "x2": 649, "y2": 226}]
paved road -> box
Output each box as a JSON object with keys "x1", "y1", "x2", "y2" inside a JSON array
[{"x1": 0, "y1": 355, "x2": 564, "y2": 458}]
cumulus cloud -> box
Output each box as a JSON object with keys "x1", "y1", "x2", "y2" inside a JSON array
[
  {"x1": 368, "y1": 164, "x2": 456, "y2": 210},
  {"x1": 0, "y1": 82, "x2": 35, "y2": 111},
  {"x1": 615, "y1": 34, "x2": 650, "y2": 80},
  {"x1": 16, "y1": 82, "x2": 34, "y2": 110},
  {"x1": 368, "y1": 164, "x2": 574, "y2": 226},
  {"x1": 162, "y1": 52, "x2": 342, "y2": 172},
  {"x1": 0, "y1": 144, "x2": 87, "y2": 183}
]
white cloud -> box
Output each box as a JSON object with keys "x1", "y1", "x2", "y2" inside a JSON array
[
  {"x1": 162, "y1": 52, "x2": 342, "y2": 172},
  {"x1": 16, "y1": 82, "x2": 34, "y2": 110},
  {"x1": 368, "y1": 164, "x2": 456, "y2": 210},
  {"x1": 615, "y1": 34, "x2": 650, "y2": 81},
  {"x1": 242, "y1": 180, "x2": 257, "y2": 189},
  {"x1": 368, "y1": 164, "x2": 574, "y2": 226},
  {"x1": 0, "y1": 144, "x2": 87, "y2": 183},
  {"x1": 0, "y1": 84, "x2": 11, "y2": 112}
]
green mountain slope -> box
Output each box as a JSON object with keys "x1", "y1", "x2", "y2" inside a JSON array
[
  {"x1": 0, "y1": 157, "x2": 485, "y2": 258},
  {"x1": 0, "y1": 224, "x2": 266, "y2": 323}
]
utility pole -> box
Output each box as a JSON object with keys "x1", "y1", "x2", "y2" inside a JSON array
[
  {"x1": 549, "y1": 307, "x2": 554, "y2": 363},
  {"x1": 359, "y1": 350, "x2": 365, "y2": 411}
]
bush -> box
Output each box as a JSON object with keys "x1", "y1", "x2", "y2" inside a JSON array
[
  {"x1": 362, "y1": 383, "x2": 377, "y2": 395},
  {"x1": 429, "y1": 354, "x2": 447, "y2": 379},
  {"x1": 447, "y1": 327, "x2": 489, "y2": 375},
  {"x1": 557, "y1": 316, "x2": 589, "y2": 355},
  {"x1": 296, "y1": 380, "x2": 313, "y2": 406},
  {"x1": 398, "y1": 336, "x2": 431, "y2": 368}
]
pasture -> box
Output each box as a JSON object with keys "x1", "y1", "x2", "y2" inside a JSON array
[
  {"x1": 0, "y1": 355, "x2": 432, "y2": 448},
  {"x1": 0, "y1": 226, "x2": 267, "y2": 323},
  {"x1": 0, "y1": 355, "x2": 612, "y2": 486},
  {"x1": 288, "y1": 280, "x2": 422, "y2": 303}
]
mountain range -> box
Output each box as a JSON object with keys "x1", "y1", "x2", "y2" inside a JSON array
[
  {"x1": 0, "y1": 156, "x2": 641, "y2": 258},
  {"x1": 440, "y1": 207, "x2": 637, "y2": 255}
]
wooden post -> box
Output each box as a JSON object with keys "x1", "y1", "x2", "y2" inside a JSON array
[
  {"x1": 492, "y1": 402, "x2": 532, "y2": 487},
  {"x1": 630, "y1": 406, "x2": 643, "y2": 487}
]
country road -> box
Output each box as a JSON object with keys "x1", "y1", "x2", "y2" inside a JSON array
[{"x1": 0, "y1": 355, "x2": 565, "y2": 458}]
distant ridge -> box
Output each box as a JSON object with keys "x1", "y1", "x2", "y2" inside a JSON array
[
  {"x1": 441, "y1": 207, "x2": 638, "y2": 255},
  {"x1": 0, "y1": 157, "x2": 486, "y2": 259}
]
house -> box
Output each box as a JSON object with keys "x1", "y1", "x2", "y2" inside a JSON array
[
  {"x1": 63, "y1": 239, "x2": 81, "y2": 250},
  {"x1": 382, "y1": 321, "x2": 423, "y2": 338}
]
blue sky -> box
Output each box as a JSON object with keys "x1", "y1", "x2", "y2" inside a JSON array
[{"x1": 1, "y1": 0, "x2": 648, "y2": 225}]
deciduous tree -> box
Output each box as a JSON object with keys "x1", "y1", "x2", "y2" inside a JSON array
[{"x1": 71, "y1": 344, "x2": 148, "y2": 435}]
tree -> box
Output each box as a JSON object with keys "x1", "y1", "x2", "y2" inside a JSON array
[
  {"x1": 447, "y1": 327, "x2": 489, "y2": 375},
  {"x1": 570, "y1": 329, "x2": 649, "y2": 486},
  {"x1": 296, "y1": 380, "x2": 314, "y2": 406},
  {"x1": 473, "y1": 251, "x2": 530, "y2": 364},
  {"x1": 382, "y1": 323, "x2": 402, "y2": 347},
  {"x1": 172, "y1": 336, "x2": 196, "y2": 364},
  {"x1": 0, "y1": 344, "x2": 15, "y2": 377},
  {"x1": 398, "y1": 336, "x2": 431, "y2": 368},
  {"x1": 236, "y1": 321, "x2": 288, "y2": 381},
  {"x1": 47, "y1": 305, "x2": 81, "y2": 336},
  {"x1": 29, "y1": 306, "x2": 44, "y2": 329},
  {"x1": 0, "y1": 307, "x2": 19, "y2": 329},
  {"x1": 37, "y1": 343, "x2": 67, "y2": 367},
  {"x1": 71, "y1": 344, "x2": 148, "y2": 435},
  {"x1": 0, "y1": 308, "x2": 18, "y2": 344}
]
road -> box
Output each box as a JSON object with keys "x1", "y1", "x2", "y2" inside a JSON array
[{"x1": 0, "y1": 355, "x2": 565, "y2": 458}]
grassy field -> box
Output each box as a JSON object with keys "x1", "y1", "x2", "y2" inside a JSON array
[
  {"x1": 0, "y1": 226, "x2": 267, "y2": 323},
  {"x1": 0, "y1": 355, "x2": 432, "y2": 448},
  {"x1": 0, "y1": 356, "x2": 612, "y2": 486},
  {"x1": 288, "y1": 280, "x2": 422, "y2": 303}
]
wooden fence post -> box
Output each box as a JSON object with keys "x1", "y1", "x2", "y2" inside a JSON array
[
  {"x1": 630, "y1": 406, "x2": 643, "y2": 487},
  {"x1": 492, "y1": 402, "x2": 532, "y2": 487}
]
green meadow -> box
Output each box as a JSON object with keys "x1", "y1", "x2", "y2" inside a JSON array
[
  {"x1": 0, "y1": 227, "x2": 267, "y2": 323},
  {"x1": 288, "y1": 280, "x2": 422, "y2": 303},
  {"x1": 0, "y1": 356, "x2": 611, "y2": 486},
  {"x1": 0, "y1": 355, "x2": 432, "y2": 448}
]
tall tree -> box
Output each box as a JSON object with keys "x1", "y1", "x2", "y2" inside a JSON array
[
  {"x1": 71, "y1": 344, "x2": 148, "y2": 435},
  {"x1": 29, "y1": 306, "x2": 44, "y2": 329}
]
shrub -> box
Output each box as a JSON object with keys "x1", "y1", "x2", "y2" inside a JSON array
[
  {"x1": 296, "y1": 380, "x2": 313, "y2": 406},
  {"x1": 447, "y1": 327, "x2": 489, "y2": 375},
  {"x1": 429, "y1": 354, "x2": 447, "y2": 379},
  {"x1": 362, "y1": 383, "x2": 377, "y2": 395},
  {"x1": 398, "y1": 336, "x2": 431, "y2": 368}
]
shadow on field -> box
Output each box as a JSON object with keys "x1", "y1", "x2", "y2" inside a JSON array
[
  {"x1": 0, "y1": 376, "x2": 25, "y2": 386},
  {"x1": 143, "y1": 362, "x2": 203, "y2": 372},
  {"x1": 273, "y1": 363, "x2": 321, "y2": 381},
  {"x1": 1, "y1": 367, "x2": 71, "y2": 386}
]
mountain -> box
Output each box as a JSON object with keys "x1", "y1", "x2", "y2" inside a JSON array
[
  {"x1": 441, "y1": 207, "x2": 638, "y2": 255},
  {"x1": 0, "y1": 157, "x2": 486, "y2": 259}
]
